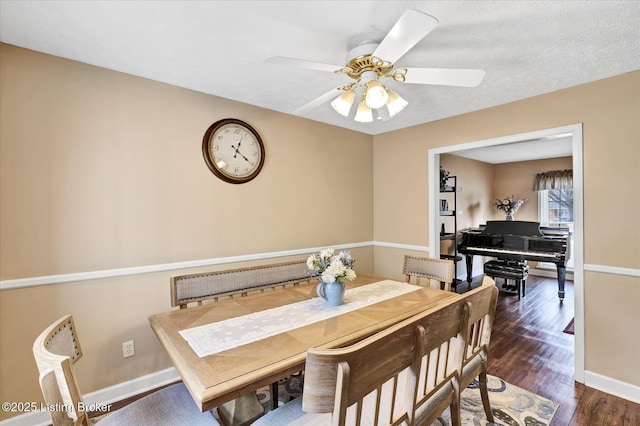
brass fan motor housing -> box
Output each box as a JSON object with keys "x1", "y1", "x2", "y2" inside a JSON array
[{"x1": 337, "y1": 54, "x2": 394, "y2": 80}]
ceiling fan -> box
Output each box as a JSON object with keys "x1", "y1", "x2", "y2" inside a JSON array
[{"x1": 264, "y1": 9, "x2": 485, "y2": 123}]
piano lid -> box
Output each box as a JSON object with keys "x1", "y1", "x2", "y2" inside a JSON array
[{"x1": 482, "y1": 220, "x2": 543, "y2": 237}]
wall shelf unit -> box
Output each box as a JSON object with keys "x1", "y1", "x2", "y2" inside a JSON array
[{"x1": 439, "y1": 175, "x2": 462, "y2": 288}]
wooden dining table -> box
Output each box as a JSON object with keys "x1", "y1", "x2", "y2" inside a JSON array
[{"x1": 148, "y1": 274, "x2": 460, "y2": 413}]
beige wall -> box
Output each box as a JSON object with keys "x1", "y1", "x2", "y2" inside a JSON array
[
  {"x1": 440, "y1": 154, "x2": 494, "y2": 230},
  {"x1": 373, "y1": 71, "x2": 640, "y2": 387},
  {"x1": 584, "y1": 272, "x2": 640, "y2": 383},
  {"x1": 0, "y1": 44, "x2": 374, "y2": 419},
  {"x1": 492, "y1": 156, "x2": 573, "y2": 222},
  {"x1": 0, "y1": 44, "x2": 374, "y2": 279}
]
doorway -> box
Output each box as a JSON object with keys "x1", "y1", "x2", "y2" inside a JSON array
[{"x1": 427, "y1": 123, "x2": 584, "y2": 383}]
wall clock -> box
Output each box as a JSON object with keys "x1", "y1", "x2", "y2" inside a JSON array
[{"x1": 202, "y1": 118, "x2": 265, "y2": 184}]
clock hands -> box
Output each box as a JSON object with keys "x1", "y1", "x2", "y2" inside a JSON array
[
  {"x1": 234, "y1": 149, "x2": 251, "y2": 163},
  {"x1": 231, "y1": 139, "x2": 255, "y2": 166}
]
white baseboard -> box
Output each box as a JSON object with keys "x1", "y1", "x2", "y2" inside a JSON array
[
  {"x1": 0, "y1": 368, "x2": 179, "y2": 426},
  {"x1": 584, "y1": 370, "x2": 640, "y2": 404},
  {"x1": 529, "y1": 267, "x2": 574, "y2": 281}
]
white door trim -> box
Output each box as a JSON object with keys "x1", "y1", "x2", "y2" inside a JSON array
[{"x1": 428, "y1": 123, "x2": 585, "y2": 383}]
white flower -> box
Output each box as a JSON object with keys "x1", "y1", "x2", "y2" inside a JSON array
[
  {"x1": 320, "y1": 248, "x2": 334, "y2": 259},
  {"x1": 327, "y1": 257, "x2": 347, "y2": 277},
  {"x1": 306, "y1": 254, "x2": 317, "y2": 270},
  {"x1": 307, "y1": 248, "x2": 357, "y2": 284},
  {"x1": 345, "y1": 268, "x2": 357, "y2": 281},
  {"x1": 321, "y1": 271, "x2": 336, "y2": 283}
]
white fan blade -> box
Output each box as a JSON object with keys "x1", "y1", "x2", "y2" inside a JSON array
[
  {"x1": 373, "y1": 10, "x2": 438, "y2": 64},
  {"x1": 264, "y1": 56, "x2": 342, "y2": 73},
  {"x1": 293, "y1": 88, "x2": 342, "y2": 115},
  {"x1": 402, "y1": 68, "x2": 486, "y2": 87}
]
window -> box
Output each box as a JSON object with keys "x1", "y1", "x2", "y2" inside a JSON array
[
  {"x1": 541, "y1": 189, "x2": 573, "y2": 224},
  {"x1": 538, "y1": 189, "x2": 574, "y2": 269}
]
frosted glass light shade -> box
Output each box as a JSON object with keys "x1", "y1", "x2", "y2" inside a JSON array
[
  {"x1": 364, "y1": 80, "x2": 389, "y2": 109},
  {"x1": 330, "y1": 90, "x2": 356, "y2": 116},
  {"x1": 354, "y1": 101, "x2": 373, "y2": 123},
  {"x1": 385, "y1": 90, "x2": 408, "y2": 117}
]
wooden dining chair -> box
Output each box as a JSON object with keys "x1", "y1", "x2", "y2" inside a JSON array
[
  {"x1": 32, "y1": 315, "x2": 219, "y2": 426},
  {"x1": 251, "y1": 298, "x2": 470, "y2": 426},
  {"x1": 458, "y1": 276, "x2": 499, "y2": 423},
  {"x1": 408, "y1": 299, "x2": 470, "y2": 426},
  {"x1": 403, "y1": 254, "x2": 455, "y2": 292}
]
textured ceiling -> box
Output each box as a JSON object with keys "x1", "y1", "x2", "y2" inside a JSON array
[
  {"x1": 454, "y1": 135, "x2": 573, "y2": 164},
  {"x1": 1, "y1": 1, "x2": 639, "y2": 136}
]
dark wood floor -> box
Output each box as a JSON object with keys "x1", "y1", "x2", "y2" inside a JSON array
[{"x1": 456, "y1": 275, "x2": 640, "y2": 426}]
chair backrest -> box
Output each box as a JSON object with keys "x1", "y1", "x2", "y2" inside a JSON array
[
  {"x1": 459, "y1": 276, "x2": 499, "y2": 368},
  {"x1": 410, "y1": 299, "x2": 470, "y2": 426},
  {"x1": 403, "y1": 255, "x2": 454, "y2": 292},
  {"x1": 302, "y1": 299, "x2": 470, "y2": 426},
  {"x1": 171, "y1": 260, "x2": 312, "y2": 308},
  {"x1": 32, "y1": 315, "x2": 89, "y2": 426}
]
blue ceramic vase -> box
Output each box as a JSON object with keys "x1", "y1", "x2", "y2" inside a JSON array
[{"x1": 316, "y1": 281, "x2": 345, "y2": 307}]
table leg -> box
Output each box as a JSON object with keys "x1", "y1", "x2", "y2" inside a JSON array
[{"x1": 269, "y1": 382, "x2": 279, "y2": 410}]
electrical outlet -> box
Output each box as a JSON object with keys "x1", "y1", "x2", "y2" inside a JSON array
[{"x1": 122, "y1": 340, "x2": 135, "y2": 358}]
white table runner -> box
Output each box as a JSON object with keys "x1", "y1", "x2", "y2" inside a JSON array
[{"x1": 179, "y1": 280, "x2": 421, "y2": 358}]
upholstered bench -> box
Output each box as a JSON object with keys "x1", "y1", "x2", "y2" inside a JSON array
[
  {"x1": 171, "y1": 259, "x2": 313, "y2": 308},
  {"x1": 483, "y1": 259, "x2": 528, "y2": 300},
  {"x1": 170, "y1": 259, "x2": 313, "y2": 425}
]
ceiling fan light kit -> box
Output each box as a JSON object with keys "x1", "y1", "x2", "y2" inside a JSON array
[
  {"x1": 354, "y1": 100, "x2": 373, "y2": 123},
  {"x1": 336, "y1": 83, "x2": 408, "y2": 122},
  {"x1": 364, "y1": 79, "x2": 388, "y2": 109},
  {"x1": 266, "y1": 9, "x2": 485, "y2": 124},
  {"x1": 330, "y1": 89, "x2": 356, "y2": 117},
  {"x1": 385, "y1": 90, "x2": 408, "y2": 116}
]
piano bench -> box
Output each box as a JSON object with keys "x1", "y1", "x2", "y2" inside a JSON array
[{"x1": 484, "y1": 260, "x2": 529, "y2": 300}]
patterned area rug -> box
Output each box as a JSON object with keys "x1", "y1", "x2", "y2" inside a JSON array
[{"x1": 258, "y1": 373, "x2": 558, "y2": 426}]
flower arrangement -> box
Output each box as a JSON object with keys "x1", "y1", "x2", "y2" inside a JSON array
[
  {"x1": 495, "y1": 195, "x2": 527, "y2": 216},
  {"x1": 306, "y1": 248, "x2": 356, "y2": 284}
]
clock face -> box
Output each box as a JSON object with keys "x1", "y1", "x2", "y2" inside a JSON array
[{"x1": 202, "y1": 119, "x2": 265, "y2": 184}]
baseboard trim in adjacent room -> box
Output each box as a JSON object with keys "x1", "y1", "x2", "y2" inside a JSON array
[
  {"x1": 530, "y1": 267, "x2": 574, "y2": 281},
  {"x1": 585, "y1": 370, "x2": 640, "y2": 404},
  {"x1": 0, "y1": 368, "x2": 179, "y2": 426}
]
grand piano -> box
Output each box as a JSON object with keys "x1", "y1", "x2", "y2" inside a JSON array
[{"x1": 458, "y1": 220, "x2": 570, "y2": 300}]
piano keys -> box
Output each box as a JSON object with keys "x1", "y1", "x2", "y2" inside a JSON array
[{"x1": 458, "y1": 220, "x2": 570, "y2": 300}]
